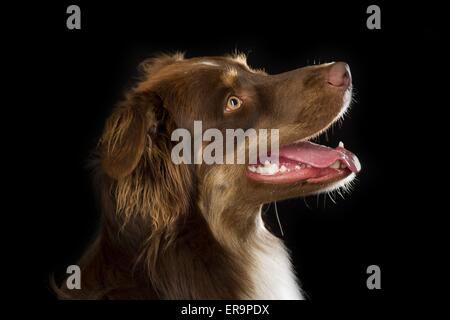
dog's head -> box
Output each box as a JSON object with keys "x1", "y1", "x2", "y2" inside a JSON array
[{"x1": 98, "y1": 53, "x2": 360, "y2": 236}]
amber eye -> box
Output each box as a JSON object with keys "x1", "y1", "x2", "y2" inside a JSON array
[{"x1": 225, "y1": 96, "x2": 243, "y2": 113}]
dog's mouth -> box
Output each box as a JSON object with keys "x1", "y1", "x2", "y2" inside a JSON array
[{"x1": 246, "y1": 141, "x2": 361, "y2": 184}]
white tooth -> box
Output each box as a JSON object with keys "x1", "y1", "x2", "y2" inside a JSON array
[
  {"x1": 338, "y1": 141, "x2": 344, "y2": 148},
  {"x1": 340, "y1": 163, "x2": 347, "y2": 169},
  {"x1": 257, "y1": 163, "x2": 279, "y2": 175},
  {"x1": 270, "y1": 163, "x2": 280, "y2": 174},
  {"x1": 329, "y1": 160, "x2": 340, "y2": 169},
  {"x1": 279, "y1": 165, "x2": 287, "y2": 173},
  {"x1": 248, "y1": 166, "x2": 257, "y2": 172},
  {"x1": 264, "y1": 160, "x2": 271, "y2": 167},
  {"x1": 295, "y1": 165, "x2": 301, "y2": 170}
]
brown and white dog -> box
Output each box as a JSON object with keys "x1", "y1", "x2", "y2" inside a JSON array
[{"x1": 57, "y1": 53, "x2": 360, "y2": 299}]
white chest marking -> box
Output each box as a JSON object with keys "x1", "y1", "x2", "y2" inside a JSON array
[{"x1": 246, "y1": 217, "x2": 304, "y2": 300}]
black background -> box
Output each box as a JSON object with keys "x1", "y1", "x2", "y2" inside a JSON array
[{"x1": 7, "y1": 0, "x2": 446, "y2": 310}]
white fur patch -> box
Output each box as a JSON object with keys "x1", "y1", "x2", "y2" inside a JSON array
[
  {"x1": 196, "y1": 61, "x2": 220, "y2": 67},
  {"x1": 245, "y1": 215, "x2": 304, "y2": 300}
]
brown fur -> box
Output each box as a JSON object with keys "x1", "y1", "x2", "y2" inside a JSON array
[{"x1": 55, "y1": 53, "x2": 352, "y2": 299}]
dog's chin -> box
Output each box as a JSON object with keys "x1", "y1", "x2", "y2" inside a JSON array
[{"x1": 293, "y1": 171, "x2": 357, "y2": 197}]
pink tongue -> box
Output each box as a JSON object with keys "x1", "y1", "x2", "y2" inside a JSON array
[{"x1": 278, "y1": 141, "x2": 361, "y2": 173}]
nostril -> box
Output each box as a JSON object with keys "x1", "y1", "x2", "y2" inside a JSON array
[{"x1": 327, "y1": 62, "x2": 351, "y2": 88}]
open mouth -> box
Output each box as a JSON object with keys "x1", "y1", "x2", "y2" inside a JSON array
[{"x1": 246, "y1": 141, "x2": 361, "y2": 184}]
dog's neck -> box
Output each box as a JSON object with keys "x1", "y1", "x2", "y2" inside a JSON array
[{"x1": 178, "y1": 203, "x2": 304, "y2": 300}]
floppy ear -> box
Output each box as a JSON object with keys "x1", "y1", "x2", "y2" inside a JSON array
[{"x1": 100, "y1": 91, "x2": 161, "y2": 180}]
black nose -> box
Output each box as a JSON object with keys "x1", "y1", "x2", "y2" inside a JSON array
[{"x1": 327, "y1": 62, "x2": 351, "y2": 89}]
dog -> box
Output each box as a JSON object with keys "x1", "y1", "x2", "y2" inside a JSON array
[{"x1": 56, "y1": 53, "x2": 360, "y2": 299}]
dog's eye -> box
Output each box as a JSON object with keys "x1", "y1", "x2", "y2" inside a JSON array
[{"x1": 225, "y1": 96, "x2": 242, "y2": 113}]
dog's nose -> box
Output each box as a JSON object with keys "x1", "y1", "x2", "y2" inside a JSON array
[{"x1": 327, "y1": 62, "x2": 351, "y2": 88}]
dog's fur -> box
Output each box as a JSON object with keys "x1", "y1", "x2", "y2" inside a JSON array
[{"x1": 56, "y1": 53, "x2": 354, "y2": 299}]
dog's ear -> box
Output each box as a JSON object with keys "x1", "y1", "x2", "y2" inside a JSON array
[{"x1": 100, "y1": 90, "x2": 162, "y2": 180}]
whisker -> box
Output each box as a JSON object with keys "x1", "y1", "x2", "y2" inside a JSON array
[
  {"x1": 274, "y1": 201, "x2": 284, "y2": 237},
  {"x1": 262, "y1": 203, "x2": 271, "y2": 215},
  {"x1": 328, "y1": 192, "x2": 336, "y2": 204},
  {"x1": 303, "y1": 197, "x2": 312, "y2": 210}
]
